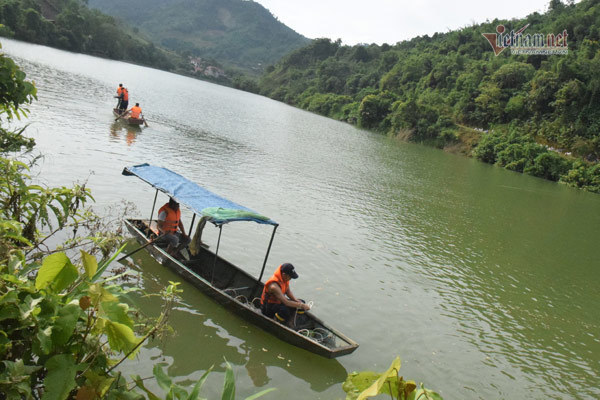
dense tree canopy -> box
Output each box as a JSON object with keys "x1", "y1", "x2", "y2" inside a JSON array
[
  {"x1": 257, "y1": 0, "x2": 600, "y2": 193},
  {"x1": 0, "y1": 0, "x2": 179, "y2": 72}
]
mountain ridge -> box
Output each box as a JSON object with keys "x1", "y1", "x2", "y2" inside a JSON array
[{"x1": 87, "y1": 0, "x2": 310, "y2": 74}]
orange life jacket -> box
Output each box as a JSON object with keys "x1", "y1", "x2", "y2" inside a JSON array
[
  {"x1": 158, "y1": 204, "x2": 180, "y2": 234},
  {"x1": 117, "y1": 86, "x2": 123, "y2": 96},
  {"x1": 122, "y1": 89, "x2": 129, "y2": 101},
  {"x1": 261, "y1": 265, "x2": 289, "y2": 305},
  {"x1": 130, "y1": 105, "x2": 142, "y2": 119}
]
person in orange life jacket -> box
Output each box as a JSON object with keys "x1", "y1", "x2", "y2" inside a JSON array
[
  {"x1": 261, "y1": 263, "x2": 310, "y2": 326},
  {"x1": 115, "y1": 83, "x2": 123, "y2": 109},
  {"x1": 123, "y1": 103, "x2": 142, "y2": 119},
  {"x1": 118, "y1": 87, "x2": 129, "y2": 112},
  {"x1": 156, "y1": 197, "x2": 190, "y2": 256}
]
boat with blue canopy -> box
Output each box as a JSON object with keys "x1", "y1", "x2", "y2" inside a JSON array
[{"x1": 121, "y1": 163, "x2": 358, "y2": 358}]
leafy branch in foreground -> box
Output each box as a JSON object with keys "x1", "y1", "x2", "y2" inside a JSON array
[
  {"x1": 343, "y1": 357, "x2": 442, "y2": 400},
  {"x1": 0, "y1": 40, "x2": 37, "y2": 153},
  {"x1": 135, "y1": 359, "x2": 276, "y2": 400}
]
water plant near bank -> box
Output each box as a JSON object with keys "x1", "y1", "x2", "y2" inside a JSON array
[{"x1": 343, "y1": 357, "x2": 442, "y2": 400}]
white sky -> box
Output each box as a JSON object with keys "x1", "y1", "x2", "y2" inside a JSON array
[{"x1": 253, "y1": 0, "x2": 554, "y2": 45}]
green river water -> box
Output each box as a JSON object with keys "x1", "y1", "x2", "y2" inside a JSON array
[{"x1": 2, "y1": 39, "x2": 599, "y2": 399}]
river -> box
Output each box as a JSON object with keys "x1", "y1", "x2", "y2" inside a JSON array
[{"x1": 2, "y1": 38, "x2": 599, "y2": 399}]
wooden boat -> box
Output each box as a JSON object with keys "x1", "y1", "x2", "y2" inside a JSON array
[
  {"x1": 122, "y1": 164, "x2": 358, "y2": 358},
  {"x1": 113, "y1": 108, "x2": 144, "y2": 126}
]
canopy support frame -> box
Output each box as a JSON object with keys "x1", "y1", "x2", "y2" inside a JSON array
[
  {"x1": 149, "y1": 189, "x2": 158, "y2": 222},
  {"x1": 257, "y1": 224, "x2": 278, "y2": 284},
  {"x1": 211, "y1": 225, "x2": 223, "y2": 285},
  {"x1": 188, "y1": 213, "x2": 196, "y2": 237}
]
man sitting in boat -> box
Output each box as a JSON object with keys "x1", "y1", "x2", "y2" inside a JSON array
[
  {"x1": 261, "y1": 263, "x2": 310, "y2": 328},
  {"x1": 121, "y1": 103, "x2": 143, "y2": 120},
  {"x1": 156, "y1": 197, "x2": 191, "y2": 257}
]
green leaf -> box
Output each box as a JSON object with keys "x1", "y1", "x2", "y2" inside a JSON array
[
  {"x1": 0, "y1": 302, "x2": 20, "y2": 322},
  {"x1": 41, "y1": 354, "x2": 78, "y2": 400},
  {"x1": 170, "y1": 386, "x2": 189, "y2": 399},
  {"x1": 99, "y1": 301, "x2": 133, "y2": 329},
  {"x1": 51, "y1": 302, "x2": 81, "y2": 346},
  {"x1": 153, "y1": 364, "x2": 173, "y2": 392},
  {"x1": 356, "y1": 357, "x2": 401, "y2": 400},
  {"x1": 0, "y1": 360, "x2": 40, "y2": 399},
  {"x1": 89, "y1": 283, "x2": 118, "y2": 304},
  {"x1": 343, "y1": 371, "x2": 382, "y2": 399},
  {"x1": 92, "y1": 244, "x2": 127, "y2": 282},
  {"x1": 133, "y1": 375, "x2": 162, "y2": 400},
  {"x1": 243, "y1": 388, "x2": 277, "y2": 400},
  {"x1": 221, "y1": 359, "x2": 235, "y2": 400},
  {"x1": 103, "y1": 319, "x2": 139, "y2": 355},
  {"x1": 81, "y1": 251, "x2": 98, "y2": 279},
  {"x1": 2, "y1": 359, "x2": 41, "y2": 377},
  {"x1": 408, "y1": 383, "x2": 444, "y2": 400},
  {"x1": 19, "y1": 295, "x2": 43, "y2": 320},
  {"x1": 83, "y1": 370, "x2": 115, "y2": 398},
  {"x1": 186, "y1": 366, "x2": 213, "y2": 400},
  {"x1": 35, "y1": 326, "x2": 53, "y2": 355},
  {"x1": 36, "y1": 252, "x2": 78, "y2": 293}
]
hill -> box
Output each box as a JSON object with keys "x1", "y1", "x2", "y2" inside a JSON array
[
  {"x1": 87, "y1": 0, "x2": 310, "y2": 74},
  {"x1": 0, "y1": 0, "x2": 182, "y2": 72},
  {"x1": 257, "y1": 0, "x2": 600, "y2": 193}
]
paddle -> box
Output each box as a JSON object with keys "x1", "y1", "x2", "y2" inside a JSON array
[
  {"x1": 141, "y1": 113, "x2": 149, "y2": 127},
  {"x1": 115, "y1": 110, "x2": 128, "y2": 122},
  {"x1": 117, "y1": 233, "x2": 165, "y2": 262}
]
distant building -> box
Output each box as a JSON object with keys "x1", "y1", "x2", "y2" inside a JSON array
[{"x1": 189, "y1": 57, "x2": 226, "y2": 79}]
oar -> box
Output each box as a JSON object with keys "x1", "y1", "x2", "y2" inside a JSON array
[
  {"x1": 141, "y1": 114, "x2": 149, "y2": 127},
  {"x1": 117, "y1": 234, "x2": 165, "y2": 262},
  {"x1": 115, "y1": 111, "x2": 128, "y2": 122}
]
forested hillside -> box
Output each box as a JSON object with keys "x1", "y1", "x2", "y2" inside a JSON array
[
  {"x1": 258, "y1": 0, "x2": 600, "y2": 193},
  {"x1": 87, "y1": 0, "x2": 309, "y2": 74},
  {"x1": 0, "y1": 0, "x2": 182, "y2": 72}
]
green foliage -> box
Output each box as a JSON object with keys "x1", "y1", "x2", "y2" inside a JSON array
[
  {"x1": 135, "y1": 360, "x2": 275, "y2": 400},
  {"x1": 0, "y1": 157, "x2": 93, "y2": 247},
  {"x1": 472, "y1": 126, "x2": 589, "y2": 184},
  {"x1": 343, "y1": 357, "x2": 442, "y2": 400},
  {"x1": 256, "y1": 0, "x2": 600, "y2": 193},
  {"x1": 86, "y1": 0, "x2": 309, "y2": 74},
  {"x1": 560, "y1": 160, "x2": 600, "y2": 192},
  {"x1": 0, "y1": 1, "x2": 176, "y2": 73},
  {"x1": 358, "y1": 92, "x2": 395, "y2": 130},
  {"x1": 524, "y1": 151, "x2": 572, "y2": 181},
  {"x1": 0, "y1": 51, "x2": 276, "y2": 399},
  {"x1": 0, "y1": 43, "x2": 37, "y2": 152}
]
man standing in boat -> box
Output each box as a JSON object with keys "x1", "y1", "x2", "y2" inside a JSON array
[
  {"x1": 115, "y1": 83, "x2": 124, "y2": 110},
  {"x1": 118, "y1": 87, "x2": 129, "y2": 114},
  {"x1": 261, "y1": 263, "x2": 310, "y2": 327},
  {"x1": 157, "y1": 197, "x2": 190, "y2": 257}
]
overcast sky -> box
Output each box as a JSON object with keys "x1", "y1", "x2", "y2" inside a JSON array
[{"x1": 253, "y1": 0, "x2": 554, "y2": 45}]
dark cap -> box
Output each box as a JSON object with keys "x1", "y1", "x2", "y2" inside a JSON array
[{"x1": 280, "y1": 263, "x2": 298, "y2": 279}]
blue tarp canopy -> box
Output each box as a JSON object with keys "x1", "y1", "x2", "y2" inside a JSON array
[{"x1": 123, "y1": 164, "x2": 278, "y2": 226}]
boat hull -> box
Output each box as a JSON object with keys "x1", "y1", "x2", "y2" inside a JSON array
[
  {"x1": 113, "y1": 108, "x2": 144, "y2": 125},
  {"x1": 124, "y1": 219, "x2": 358, "y2": 358}
]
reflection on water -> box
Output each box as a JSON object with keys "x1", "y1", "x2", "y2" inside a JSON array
[
  {"x1": 109, "y1": 121, "x2": 141, "y2": 146},
  {"x1": 3, "y1": 38, "x2": 600, "y2": 399}
]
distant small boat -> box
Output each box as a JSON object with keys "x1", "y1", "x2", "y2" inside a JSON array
[{"x1": 113, "y1": 108, "x2": 144, "y2": 126}]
